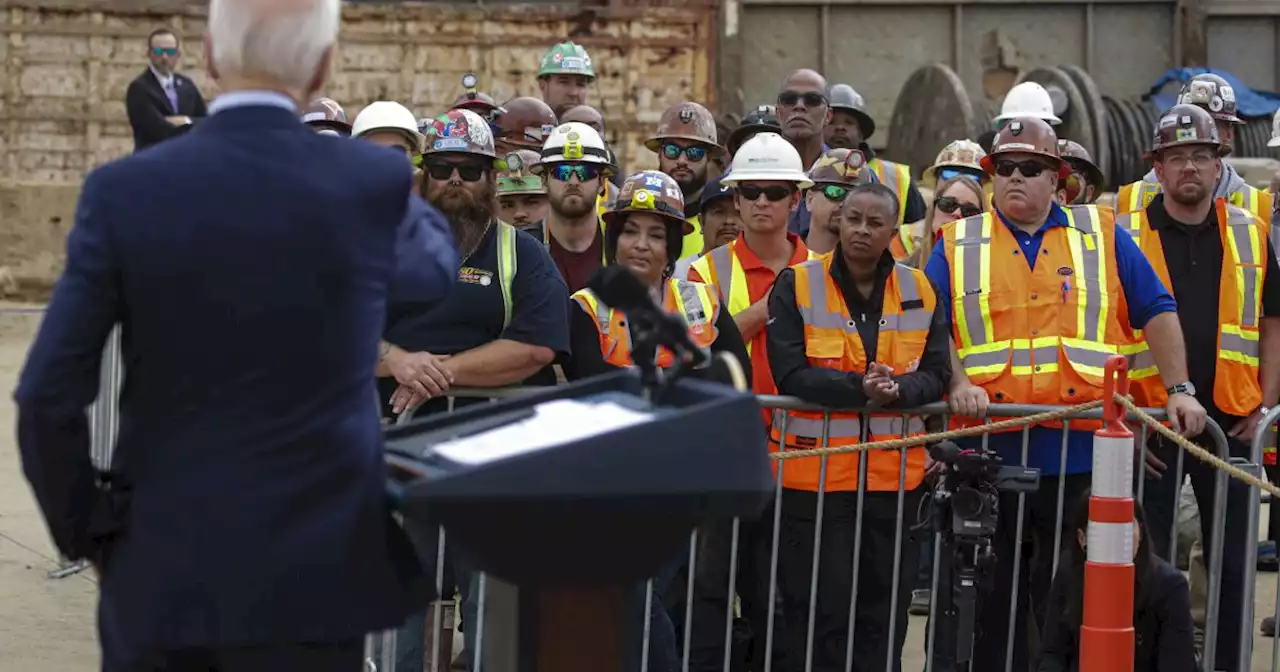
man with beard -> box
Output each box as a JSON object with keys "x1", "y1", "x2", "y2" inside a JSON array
[
  {"x1": 646, "y1": 101, "x2": 722, "y2": 261},
  {"x1": 537, "y1": 41, "x2": 594, "y2": 117},
  {"x1": 525, "y1": 122, "x2": 615, "y2": 292},
  {"x1": 1122, "y1": 103, "x2": 1280, "y2": 672},
  {"x1": 672, "y1": 175, "x2": 741, "y2": 279},
  {"x1": 825, "y1": 84, "x2": 927, "y2": 236},
  {"x1": 560, "y1": 104, "x2": 623, "y2": 205},
  {"x1": 376, "y1": 108, "x2": 569, "y2": 672}
]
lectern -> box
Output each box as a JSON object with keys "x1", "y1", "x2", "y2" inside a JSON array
[{"x1": 384, "y1": 369, "x2": 772, "y2": 672}]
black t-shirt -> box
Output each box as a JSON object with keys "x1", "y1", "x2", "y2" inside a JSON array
[
  {"x1": 1146, "y1": 195, "x2": 1280, "y2": 427},
  {"x1": 381, "y1": 223, "x2": 571, "y2": 415}
]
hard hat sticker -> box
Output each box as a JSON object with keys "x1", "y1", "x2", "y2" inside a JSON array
[
  {"x1": 1009, "y1": 121, "x2": 1024, "y2": 136},
  {"x1": 665, "y1": 186, "x2": 682, "y2": 200},
  {"x1": 1221, "y1": 85, "x2": 1235, "y2": 102},
  {"x1": 679, "y1": 107, "x2": 695, "y2": 123},
  {"x1": 1159, "y1": 116, "x2": 1177, "y2": 128},
  {"x1": 1210, "y1": 98, "x2": 1224, "y2": 112},
  {"x1": 1175, "y1": 128, "x2": 1198, "y2": 141},
  {"x1": 434, "y1": 138, "x2": 469, "y2": 150},
  {"x1": 643, "y1": 174, "x2": 665, "y2": 188},
  {"x1": 561, "y1": 57, "x2": 585, "y2": 70}
]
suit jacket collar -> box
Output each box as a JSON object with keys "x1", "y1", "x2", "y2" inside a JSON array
[{"x1": 195, "y1": 104, "x2": 305, "y2": 135}]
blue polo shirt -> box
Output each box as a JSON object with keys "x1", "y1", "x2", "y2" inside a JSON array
[
  {"x1": 381, "y1": 225, "x2": 570, "y2": 414},
  {"x1": 923, "y1": 203, "x2": 1176, "y2": 474}
]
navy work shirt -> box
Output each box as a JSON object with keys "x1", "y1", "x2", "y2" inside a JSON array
[
  {"x1": 381, "y1": 224, "x2": 570, "y2": 414},
  {"x1": 924, "y1": 203, "x2": 1176, "y2": 474}
]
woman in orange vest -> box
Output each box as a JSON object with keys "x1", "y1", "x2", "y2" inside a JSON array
[
  {"x1": 566, "y1": 169, "x2": 749, "y2": 383},
  {"x1": 765, "y1": 181, "x2": 952, "y2": 671}
]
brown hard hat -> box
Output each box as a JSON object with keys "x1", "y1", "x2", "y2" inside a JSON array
[
  {"x1": 605, "y1": 170, "x2": 693, "y2": 235},
  {"x1": 807, "y1": 148, "x2": 875, "y2": 187},
  {"x1": 452, "y1": 91, "x2": 503, "y2": 117},
  {"x1": 1056, "y1": 139, "x2": 1104, "y2": 186},
  {"x1": 1177, "y1": 73, "x2": 1242, "y2": 124},
  {"x1": 1151, "y1": 103, "x2": 1227, "y2": 156},
  {"x1": 301, "y1": 97, "x2": 351, "y2": 133},
  {"x1": 493, "y1": 97, "x2": 558, "y2": 150},
  {"x1": 645, "y1": 102, "x2": 722, "y2": 154},
  {"x1": 979, "y1": 117, "x2": 1070, "y2": 179}
]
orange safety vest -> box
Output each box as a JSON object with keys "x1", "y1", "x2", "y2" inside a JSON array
[
  {"x1": 943, "y1": 206, "x2": 1130, "y2": 431},
  {"x1": 689, "y1": 240, "x2": 821, "y2": 356},
  {"x1": 1116, "y1": 179, "x2": 1273, "y2": 224},
  {"x1": 888, "y1": 229, "x2": 916, "y2": 262},
  {"x1": 869, "y1": 157, "x2": 913, "y2": 227},
  {"x1": 769, "y1": 255, "x2": 931, "y2": 491},
  {"x1": 1116, "y1": 200, "x2": 1265, "y2": 413},
  {"x1": 571, "y1": 277, "x2": 721, "y2": 367}
]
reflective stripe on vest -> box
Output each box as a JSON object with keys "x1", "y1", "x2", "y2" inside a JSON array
[
  {"x1": 496, "y1": 222, "x2": 518, "y2": 330},
  {"x1": 571, "y1": 277, "x2": 720, "y2": 367},
  {"x1": 1118, "y1": 204, "x2": 1264, "y2": 412},
  {"x1": 772, "y1": 410, "x2": 925, "y2": 442},
  {"x1": 871, "y1": 158, "x2": 912, "y2": 227},
  {"x1": 952, "y1": 207, "x2": 1115, "y2": 381},
  {"x1": 690, "y1": 241, "x2": 819, "y2": 356}
]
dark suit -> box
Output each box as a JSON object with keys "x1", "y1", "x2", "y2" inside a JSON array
[
  {"x1": 125, "y1": 68, "x2": 208, "y2": 151},
  {"x1": 16, "y1": 97, "x2": 458, "y2": 671}
]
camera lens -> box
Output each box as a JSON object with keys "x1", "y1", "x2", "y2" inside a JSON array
[{"x1": 952, "y1": 486, "x2": 989, "y2": 521}]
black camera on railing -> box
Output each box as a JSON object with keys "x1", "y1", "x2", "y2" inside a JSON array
[{"x1": 929, "y1": 440, "x2": 1041, "y2": 539}]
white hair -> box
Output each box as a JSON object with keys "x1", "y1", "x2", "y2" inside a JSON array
[{"x1": 208, "y1": 0, "x2": 340, "y2": 90}]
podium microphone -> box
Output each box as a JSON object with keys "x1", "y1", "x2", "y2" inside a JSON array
[{"x1": 587, "y1": 266, "x2": 709, "y2": 369}]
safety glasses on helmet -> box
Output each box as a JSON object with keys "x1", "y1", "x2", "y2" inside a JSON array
[
  {"x1": 993, "y1": 159, "x2": 1056, "y2": 179},
  {"x1": 661, "y1": 143, "x2": 708, "y2": 162},
  {"x1": 934, "y1": 196, "x2": 982, "y2": 218},
  {"x1": 549, "y1": 164, "x2": 604, "y2": 183},
  {"x1": 738, "y1": 184, "x2": 795, "y2": 202},
  {"x1": 937, "y1": 167, "x2": 984, "y2": 184}
]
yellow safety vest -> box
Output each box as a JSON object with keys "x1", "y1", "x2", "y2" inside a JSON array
[
  {"x1": 491, "y1": 221, "x2": 519, "y2": 329},
  {"x1": 869, "y1": 157, "x2": 913, "y2": 226},
  {"x1": 689, "y1": 241, "x2": 820, "y2": 355}
]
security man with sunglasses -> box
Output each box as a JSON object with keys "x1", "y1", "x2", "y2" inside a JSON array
[
  {"x1": 126, "y1": 28, "x2": 208, "y2": 151},
  {"x1": 647, "y1": 101, "x2": 725, "y2": 261},
  {"x1": 923, "y1": 116, "x2": 1202, "y2": 671},
  {"x1": 802, "y1": 147, "x2": 878, "y2": 255},
  {"x1": 525, "y1": 122, "x2": 615, "y2": 292}
]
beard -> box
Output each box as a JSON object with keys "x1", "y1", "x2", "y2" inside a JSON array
[
  {"x1": 429, "y1": 180, "x2": 497, "y2": 250},
  {"x1": 674, "y1": 174, "x2": 707, "y2": 200},
  {"x1": 1168, "y1": 181, "x2": 1209, "y2": 206},
  {"x1": 550, "y1": 191, "x2": 596, "y2": 219}
]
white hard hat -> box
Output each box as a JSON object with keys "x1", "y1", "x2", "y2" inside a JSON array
[
  {"x1": 352, "y1": 101, "x2": 424, "y2": 152},
  {"x1": 994, "y1": 82, "x2": 1062, "y2": 126},
  {"x1": 720, "y1": 132, "x2": 813, "y2": 189},
  {"x1": 534, "y1": 122, "x2": 613, "y2": 172},
  {"x1": 1269, "y1": 109, "x2": 1280, "y2": 148}
]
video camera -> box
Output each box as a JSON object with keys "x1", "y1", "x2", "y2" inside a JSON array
[{"x1": 923, "y1": 440, "x2": 1040, "y2": 670}]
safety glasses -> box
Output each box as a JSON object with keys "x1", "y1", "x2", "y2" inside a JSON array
[
  {"x1": 152, "y1": 47, "x2": 178, "y2": 57},
  {"x1": 820, "y1": 184, "x2": 849, "y2": 202},
  {"x1": 934, "y1": 196, "x2": 983, "y2": 218},
  {"x1": 549, "y1": 163, "x2": 604, "y2": 183},
  {"x1": 738, "y1": 184, "x2": 795, "y2": 202},
  {"x1": 937, "y1": 168, "x2": 984, "y2": 184},
  {"x1": 993, "y1": 159, "x2": 1055, "y2": 179},
  {"x1": 777, "y1": 90, "x2": 826, "y2": 108},
  {"x1": 425, "y1": 162, "x2": 488, "y2": 182},
  {"x1": 662, "y1": 143, "x2": 708, "y2": 162}
]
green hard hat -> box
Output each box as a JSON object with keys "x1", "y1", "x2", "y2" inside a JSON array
[{"x1": 538, "y1": 41, "x2": 595, "y2": 79}]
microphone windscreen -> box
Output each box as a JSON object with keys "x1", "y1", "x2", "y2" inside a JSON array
[{"x1": 587, "y1": 266, "x2": 652, "y2": 311}]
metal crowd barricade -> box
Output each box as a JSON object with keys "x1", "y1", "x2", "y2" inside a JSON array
[
  {"x1": 1252, "y1": 407, "x2": 1280, "y2": 672},
  {"x1": 381, "y1": 389, "x2": 1235, "y2": 672}
]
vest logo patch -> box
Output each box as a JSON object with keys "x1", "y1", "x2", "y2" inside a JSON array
[
  {"x1": 1056, "y1": 266, "x2": 1074, "y2": 277},
  {"x1": 458, "y1": 267, "x2": 494, "y2": 286}
]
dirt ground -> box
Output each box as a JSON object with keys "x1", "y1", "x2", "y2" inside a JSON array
[{"x1": 1, "y1": 303, "x2": 1279, "y2": 671}]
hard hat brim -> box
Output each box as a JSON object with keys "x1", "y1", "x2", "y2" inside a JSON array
[
  {"x1": 830, "y1": 107, "x2": 876, "y2": 140},
  {"x1": 1269, "y1": 137, "x2": 1280, "y2": 148},
  {"x1": 993, "y1": 111, "x2": 1063, "y2": 126},
  {"x1": 726, "y1": 123, "x2": 781, "y2": 154},
  {"x1": 721, "y1": 172, "x2": 814, "y2": 190},
  {"x1": 602, "y1": 209, "x2": 694, "y2": 236},
  {"x1": 644, "y1": 135, "x2": 726, "y2": 156}
]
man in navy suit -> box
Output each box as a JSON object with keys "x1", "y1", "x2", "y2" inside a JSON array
[
  {"x1": 125, "y1": 27, "x2": 209, "y2": 151},
  {"x1": 15, "y1": 0, "x2": 457, "y2": 669}
]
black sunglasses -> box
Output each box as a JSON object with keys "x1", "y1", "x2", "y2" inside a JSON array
[
  {"x1": 778, "y1": 90, "x2": 826, "y2": 108},
  {"x1": 934, "y1": 196, "x2": 983, "y2": 218},
  {"x1": 426, "y1": 162, "x2": 487, "y2": 182},
  {"x1": 738, "y1": 184, "x2": 795, "y2": 202},
  {"x1": 993, "y1": 159, "x2": 1055, "y2": 179},
  {"x1": 662, "y1": 143, "x2": 708, "y2": 162}
]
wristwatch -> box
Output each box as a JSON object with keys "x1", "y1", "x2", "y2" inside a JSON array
[{"x1": 1166, "y1": 382, "x2": 1196, "y2": 397}]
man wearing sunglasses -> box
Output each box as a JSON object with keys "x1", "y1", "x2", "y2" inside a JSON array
[
  {"x1": 526, "y1": 122, "x2": 615, "y2": 292},
  {"x1": 379, "y1": 108, "x2": 569, "y2": 671},
  {"x1": 1120, "y1": 104, "x2": 1280, "y2": 672},
  {"x1": 125, "y1": 27, "x2": 208, "y2": 151},
  {"x1": 924, "y1": 116, "x2": 1202, "y2": 672},
  {"x1": 646, "y1": 101, "x2": 724, "y2": 262},
  {"x1": 561, "y1": 104, "x2": 625, "y2": 214},
  {"x1": 802, "y1": 148, "x2": 877, "y2": 255}
]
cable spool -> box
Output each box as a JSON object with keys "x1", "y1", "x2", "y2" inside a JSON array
[{"x1": 886, "y1": 63, "x2": 1280, "y2": 189}]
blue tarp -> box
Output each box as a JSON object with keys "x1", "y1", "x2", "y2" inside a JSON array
[{"x1": 1147, "y1": 67, "x2": 1280, "y2": 119}]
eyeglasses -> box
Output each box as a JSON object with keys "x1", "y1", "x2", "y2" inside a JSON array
[
  {"x1": 993, "y1": 159, "x2": 1055, "y2": 179},
  {"x1": 549, "y1": 164, "x2": 603, "y2": 183},
  {"x1": 820, "y1": 184, "x2": 849, "y2": 202},
  {"x1": 934, "y1": 196, "x2": 983, "y2": 218},
  {"x1": 426, "y1": 163, "x2": 487, "y2": 182},
  {"x1": 777, "y1": 90, "x2": 827, "y2": 108},
  {"x1": 1160, "y1": 151, "x2": 1217, "y2": 170},
  {"x1": 738, "y1": 184, "x2": 795, "y2": 202},
  {"x1": 937, "y1": 168, "x2": 984, "y2": 184},
  {"x1": 661, "y1": 143, "x2": 708, "y2": 162},
  {"x1": 152, "y1": 47, "x2": 178, "y2": 57}
]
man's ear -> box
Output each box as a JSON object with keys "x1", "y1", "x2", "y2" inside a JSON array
[{"x1": 204, "y1": 33, "x2": 219, "y2": 81}]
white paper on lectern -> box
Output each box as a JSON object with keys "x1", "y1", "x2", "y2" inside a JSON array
[{"x1": 432, "y1": 398, "x2": 653, "y2": 466}]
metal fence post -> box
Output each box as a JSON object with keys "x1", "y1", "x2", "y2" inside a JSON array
[{"x1": 1079, "y1": 355, "x2": 1135, "y2": 672}]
